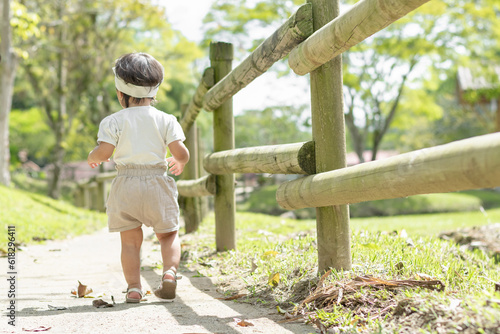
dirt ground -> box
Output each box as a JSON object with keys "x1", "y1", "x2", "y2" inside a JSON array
[{"x1": 0, "y1": 228, "x2": 314, "y2": 334}]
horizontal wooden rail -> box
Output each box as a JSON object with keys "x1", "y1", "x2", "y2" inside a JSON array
[
  {"x1": 180, "y1": 68, "x2": 215, "y2": 133},
  {"x1": 277, "y1": 133, "x2": 500, "y2": 210},
  {"x1": 288, "y1": 0, "x2": 430, "y2": 75},
  {"x1": 204, "y1": 141, "x2": 316, "y2": 175},
  {"x1": 202, "y1": 3, "x2": 313, "y2": 112},
  {"x1": 94, "y1": 171, "x2": 117, "y2": 182},
  {"x1": 177, "y1": 174, "x2": 216, "y2": 197}
]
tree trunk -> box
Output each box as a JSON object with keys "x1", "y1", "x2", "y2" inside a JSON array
[
  {"x1": 344, "y1": 97, "x2": 365, "y2": 164},
  {"x1": 371, "y1": 59, "x2": 415, "y2": 161},
  {"x1": 48, "y1": 2, "x2": 68, "y2": 199},
  {"x1": 0, "y1": 0, "x2": 16, "y2": 186}
]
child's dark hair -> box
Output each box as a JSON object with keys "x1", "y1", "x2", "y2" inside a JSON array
[{"x1": 114, "y1": 52, "x2": 164, "y2": 107}]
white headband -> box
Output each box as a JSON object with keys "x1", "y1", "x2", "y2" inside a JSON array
[{"x1": 112, "y1": 67, "x2": 160, "y2": 98}]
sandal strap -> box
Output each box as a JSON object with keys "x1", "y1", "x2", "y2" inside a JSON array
[
  {"x1": 126, "y1": 288, "x2": 143, "y2": 297},
  {"x1": 163, "y1": 269, "x2": 176, "y2": 276},
  {"x1": 162, "y1": 269, "x2": 179, "y2": 280},
  {"x1": 162, "y1": 269, "x2": 182, "y2": 280}
]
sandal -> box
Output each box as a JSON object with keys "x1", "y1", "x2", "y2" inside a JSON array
[
  {"x1": 125, "y1": 288, "x2": 146, "y2": 303},
  {"x1": 154, "y1": 269, "x2": 177, "y2": 301}
]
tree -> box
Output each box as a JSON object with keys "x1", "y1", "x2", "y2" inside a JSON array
[
  {"x1": 0, "y1": 0, "x2": 15, "y2": 186},
  {"x1": 0, "y1": 0, "x2": 38, "y2": 186},
  {"x1": 235, "y1": 105, "x2": 310, "y2": 148},
  {"x1": 203, "y1": 0, "x2": 500, "y2": 162},
  {"x1": 20, "y1": 0, "x2": 201, "y2": 198}
]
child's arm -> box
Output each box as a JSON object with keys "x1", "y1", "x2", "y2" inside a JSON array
[
  {"x1": 88, "y1": 142, "x2": 115, "y2": 169},
  {"x1": 167, "y1": 140, "x2": 190, "y2": 176}
]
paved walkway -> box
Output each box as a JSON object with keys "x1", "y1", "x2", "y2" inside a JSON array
[{"x1": 1, "y1": 229, "x2": 313, "y2": 333}]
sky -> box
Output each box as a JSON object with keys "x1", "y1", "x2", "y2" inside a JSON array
[
  {"x1": 156, "y1": 0, "x2": 311, "y2": 115},
  {"x1": 159, "y1": 0, "x2": 214, "y2": 43}
]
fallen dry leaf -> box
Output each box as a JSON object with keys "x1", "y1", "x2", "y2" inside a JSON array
[
  {"x1": 22, "y1": 326, "x2": 52, "y2": 332},
  {"x1": 268, "y1": 272, "x2": 280, "y2": 287},
  {"x1": 233, "y1": 318, "x2": 254, "y2": 327},
  {"x1": 287, "y1": 274, "x2": 446, "y2": 323},
  {"x1": 77, "y1": 281, "x2": 93, "y2": 298},
  {"x1": 216, "y1": 293, "x2": 247, "y2": 301},
  {"x1": 92, "y1": 299, "x2": 114, "y2": 308}
]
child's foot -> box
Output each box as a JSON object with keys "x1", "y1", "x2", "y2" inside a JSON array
[
  {"x1": 126, "y1": 287, "x2": 145, "y2": 303},
  {"x1": 154, "y1": 269, "x2": 177, "y2": 301}
]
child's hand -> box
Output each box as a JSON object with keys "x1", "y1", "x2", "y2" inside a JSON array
[
  {"x1": 167, "y1": 157, "x2": 185, "y2": 176},
  {"x1": 87, "y1": 157, "x2": 110, "y2": 169}
]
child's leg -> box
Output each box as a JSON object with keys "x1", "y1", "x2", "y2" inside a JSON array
[
  {"x1": 155, "y1": 230, "x2": 180, "y2": 278},
  {"x1": 120, "y1": 226, "x2": 143, "y2": 299}
]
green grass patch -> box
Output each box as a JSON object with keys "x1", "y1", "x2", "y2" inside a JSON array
[
  {"x1": 350, "y1": 208, "x2": 500, "y2": 236},
  {"x1": 0, "y1": 185, "x2": 107, "y2": 250},
  {"x1": 181, "y1": 211, "x2": 500, "y2": 333},
  {"x1": 239, "y1": 185, "x2": 499, "y2": 218}
]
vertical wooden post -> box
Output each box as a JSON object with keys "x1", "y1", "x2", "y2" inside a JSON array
[
  {"x1": 96, "y1": 180, "x2": 106, "y2": 212},
  {"x1": 210, "y1": 42, "x2": 236, "y2": 251},
  {"x1": 74, "y1": 186, "x2": 83, "y2": 207},
  {"x1": 495, "y1": 98, "x2": 500, "y2": 133},
  {"x1": 309, "y1": 0, "x2": 351, "y2": 271},
  {"x1": 198, "y1": 127, "x2": 209, "y2": 220},
  {"x1": 181, "y1": 105, "x2": 202, "y2": 233}
]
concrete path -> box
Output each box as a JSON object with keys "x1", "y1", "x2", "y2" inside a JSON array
[{"x1": 1, "y1": 229, "x2": 314, "y2": 334}]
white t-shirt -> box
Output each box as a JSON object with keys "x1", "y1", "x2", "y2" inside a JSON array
[{"x1": 97, "y1": 106, "x2": 186, "y2": 166}]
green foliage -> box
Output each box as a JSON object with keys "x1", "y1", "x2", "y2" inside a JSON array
[
  {"x1": 10, "y1": 1, "x2": 40, "y2": 58},
  {"x1": 235, "y1": 105, "x2": 310, "y2": 148},
  {"x1": 202, "y1": 0, "x2": 303, "y2": 52},
  {"x1": 350, "y1": 193, "x2": 482, "y2": 217},
  {"x1": 0, "y1": 185, "x2": 107, "y2": 250},
  {"x1": 351, "y1": 208, "x2": 500, "y2": 237},
  {"x1": 11, "y1": 0, "x2": 203, "y2": 173},
  {"x1": 9, "y1": 108, "x2": 55, "y2": 166}
]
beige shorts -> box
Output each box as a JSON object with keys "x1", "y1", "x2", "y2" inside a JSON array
[{"x1": 106, "y1": 164, "x2": 180, "y2": 233}]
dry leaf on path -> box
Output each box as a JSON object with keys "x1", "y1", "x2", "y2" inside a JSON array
[
  {"x1": 77, "y1": 281, "x2": 92, "y2": 298},
  {"x1": 22, "y1": 325, "x2": 52, "y2": 332},
  {"x1": 216, "y1": 293, "x2": 247, "y2": 300},
  {"x1": 233, "y1": 318, "x2": 254, "y2": 327},
  {"x1": 92, "y1": 299, "x2": 114, "y2": 308}
]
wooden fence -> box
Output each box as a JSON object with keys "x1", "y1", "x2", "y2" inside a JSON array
[{"x1": 75, "y1": 0, "x2": 500, "y2": 272}]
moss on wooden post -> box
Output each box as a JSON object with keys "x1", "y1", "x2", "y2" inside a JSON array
[
  {"x1": 210, "y1": 42, "x2": 236, "y2": 251},
  {"x1": 309, "y1": 0, "x2": 351, "y2": 272}
]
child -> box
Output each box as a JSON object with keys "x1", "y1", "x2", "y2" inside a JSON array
[{"x1": 88, "y1": 52, "x2": 189, "y2": 303}]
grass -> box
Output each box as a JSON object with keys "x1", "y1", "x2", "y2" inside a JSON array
[
  {"x1": 239, "y1": 185, "x2": 500, "y2": 219},
  {"x1": 0, "y1": 184, "x2": 107, "y2": 251},
  {"x1": 181, "y1": 211, "x2": 500, "y2": 333},
  {"x1": 350, "y1": 208, "x2": 500, "y2": 236},
  {"x1": 2, "y1": 178, "x2": 499, "y2": 332}
]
